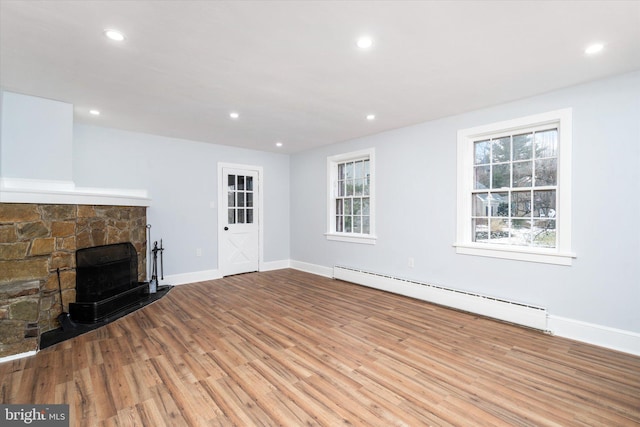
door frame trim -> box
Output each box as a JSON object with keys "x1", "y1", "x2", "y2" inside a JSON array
[{"x1": 217, "y1": 162, "x2": 264, "y2": 276}]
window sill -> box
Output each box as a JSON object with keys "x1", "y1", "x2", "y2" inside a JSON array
[
  {"x1": 453, "y1": 242, "x2": 575, "y2": 266},
  {"x1": 326, "y1": 233, "x2": 377, "y2": 245}
]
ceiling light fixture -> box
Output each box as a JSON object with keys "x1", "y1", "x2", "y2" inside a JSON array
[
  {"x1": 366, "y1": 114, "x2": 376, "y2": 121},
  {"x1": 276, "y1": 142, "x2": 283, "y2": 147},
  {"x1": 104, "y1": 29, "x2": 126, "y2": 42},
  {"x1": 229, "y1": 112, "x2": 239, "y2": 119},
  {"x1": 585, "y1": 43, "x2": 604, "y2": 55},
  {"x1": 357, "y1": 36, "x2": 373, "y2": 49},
  {"x1": 89, "y1": 110, "x2": 100, "y2": 116}
]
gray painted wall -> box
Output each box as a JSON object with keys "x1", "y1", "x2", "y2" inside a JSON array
[
  {"x1": 73, "y1": 124, "x2": 290, "y2": 276},
  {"x1": 1, "y1": 91, "x2": 73, "y2": 181},
  {"x1": 1, "y1": 71, "x2": 637, "y2": 338},
  {"x1": 290, "y1": 71, "x2": 640, "y2": 333}
]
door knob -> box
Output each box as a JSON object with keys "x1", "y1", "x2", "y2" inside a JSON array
[{"x1": 224, "y1": 226, "x2": 229, "y2": 231}]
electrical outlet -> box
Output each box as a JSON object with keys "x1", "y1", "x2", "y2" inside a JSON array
[
  {"x1": 196, "y1": 248, "x2": 202, "y2": 257},
  {"x1": 408, "y1": 257, "x2": 414, "y2": 268}
]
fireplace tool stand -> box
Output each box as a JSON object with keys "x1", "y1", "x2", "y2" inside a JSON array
[{"x1": 150, "y1": 239, "x2": 165, "y2": 293}]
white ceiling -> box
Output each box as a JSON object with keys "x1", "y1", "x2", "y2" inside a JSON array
[{"x1": 1, "y1": 1, "x2": 639, "y2": 153}]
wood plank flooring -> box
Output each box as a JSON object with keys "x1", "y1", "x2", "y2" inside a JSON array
[{"x1": 1, "y1": 269, "x2": 639, "y2": 426}]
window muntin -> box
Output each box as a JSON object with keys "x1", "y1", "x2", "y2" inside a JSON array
[
  {"x1": 471, "y1": 127, "x2": 558, "y2": 248},
  {"x1": 456, "y1": 109, "x2": 573, "y2": 265},
  {"x1": 227, "y1": 174, "x2": 254, "y2": 224},
  {"x1": 327, "y1": 149, "x2": 376, "y2": 244},
  {"x1": 335, "y1": 158, "x2": 370, "y2": 234}
]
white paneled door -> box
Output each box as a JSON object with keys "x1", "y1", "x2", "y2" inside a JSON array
[{"x1": 219, "y1": 167, "x2": 259, "y2": 276}]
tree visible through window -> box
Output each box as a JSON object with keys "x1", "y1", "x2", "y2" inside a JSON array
[
  {"x1": 456, "y1": 109, "x2": 573, "y2": 265},
  {"x1": 472, "y1": 127, "x2": 558, "y2": 247}
]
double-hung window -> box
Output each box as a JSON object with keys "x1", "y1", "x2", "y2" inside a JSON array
[
  {"x1": 326, "y1": 148, "x2": 376, "y2": 244},
  {"x1": 455, "y1": 109, "x2": 574, "y2": 265}
]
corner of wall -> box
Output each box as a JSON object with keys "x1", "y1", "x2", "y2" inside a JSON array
[{"x1": 548, "y1": 315, "x2": 640, "y2": 357}]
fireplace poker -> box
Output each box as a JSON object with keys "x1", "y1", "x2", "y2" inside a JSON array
[
  {"x1": 159, "y1": 239, "x2": 164, "y2": 280},
  {"x1": 146, "y1": 224, "x2": 152, "y2": 282}
]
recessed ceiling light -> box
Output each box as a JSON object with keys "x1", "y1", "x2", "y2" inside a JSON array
[
  {"x1": 104, "y1": 29, "x2": 126, "y2": 42},
  {"x1": 229, "y1": 112, "x2": 239, "y2": 119},
  {"x1": 276, "y1": 142, "x2": 283, "y2": 147},
  {"x1": 366, "y1": 114, "x2": 376, "y2": 121},
  {"x1": 89, "y1": 110, "x2": 100, "y2": 116},
  {"x1": 585, "y1": 43, "x2": 604, "y2": 55},
  {"x1": 357, "y1": 36, "x2": 373, "y2": 49}
]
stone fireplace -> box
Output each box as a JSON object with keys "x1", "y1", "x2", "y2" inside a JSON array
[
  {"x1": 0, "y1": 91, "x2": 152, "y2": 359},
  {"x1": 0, "y1": 202, "x2": 147, "y2": 358}
]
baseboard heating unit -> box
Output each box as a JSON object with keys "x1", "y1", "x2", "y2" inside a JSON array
[{"x1": 333, "y1": 266, "x2": 548, "y2": 331}]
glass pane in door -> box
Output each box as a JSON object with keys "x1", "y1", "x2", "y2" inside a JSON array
[{"x1": 224, "y1": 171, "x2": 257, "y2": 228}]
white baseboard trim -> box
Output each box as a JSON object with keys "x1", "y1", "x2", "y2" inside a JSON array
[
  {"x1": 152, "y1": 261, "x2": 640, "y2": 356},
  {"x1": 163, "y1": 260, "x2": 291, "y2": 286},
  {"x1": 548, "y1": 315, "x2": 640, "y2": 356},
  {"x1": 334, "y1": 265, "x2": 548, "y2": 331},
  {"x1": 162, "y1": 269, "x2": 222, "y2": 286},
  {"x1": 0, "y1": 350, "x2": 37, "y2": 364},
  {"x1": 290, "y1": 260, "x2": 333, "y2": 278},
  {"x1": 289, "y1": 260, "x2": 640, "y2": 356},
  {"x1": 260, "y1": 259, "x2": 291, "y2": 272}
]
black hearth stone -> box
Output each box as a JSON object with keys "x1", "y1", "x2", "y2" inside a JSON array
[
  {"x1": 40, "y1": 285, "x2": 172, "y2": 350},
  {"x1": 69, "y1": 282, "x2": 150, "y2": 323}
]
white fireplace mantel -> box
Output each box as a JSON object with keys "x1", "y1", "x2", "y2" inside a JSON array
[{"x1": 0, "y1": 178, "x2": 151, "y2": 207}]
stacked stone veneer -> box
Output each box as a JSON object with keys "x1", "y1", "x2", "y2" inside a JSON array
[{"x1": 0, "y1": 203, "x2": 147, "y2": 358}]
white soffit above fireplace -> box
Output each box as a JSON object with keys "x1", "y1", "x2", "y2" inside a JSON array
[{"x1": 0, "y1": 178, "x2": 151, "y2": 207}]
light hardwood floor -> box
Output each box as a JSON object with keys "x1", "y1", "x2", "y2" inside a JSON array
[{"x1": 1, "y1": 269, "x2": 639, "y2": 426}]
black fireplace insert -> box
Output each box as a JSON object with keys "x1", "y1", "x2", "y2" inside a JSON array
[{"x1": 69, "y1": 242, "x2": 149, "y2": 323}]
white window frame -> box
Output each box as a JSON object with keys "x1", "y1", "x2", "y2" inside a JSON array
[
  {"x1": 326, "y1": 148, "x2": 376, "y2": 244},
  {"x1": 455, "y1": 109, "x2": 575, "y2": 265}
]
